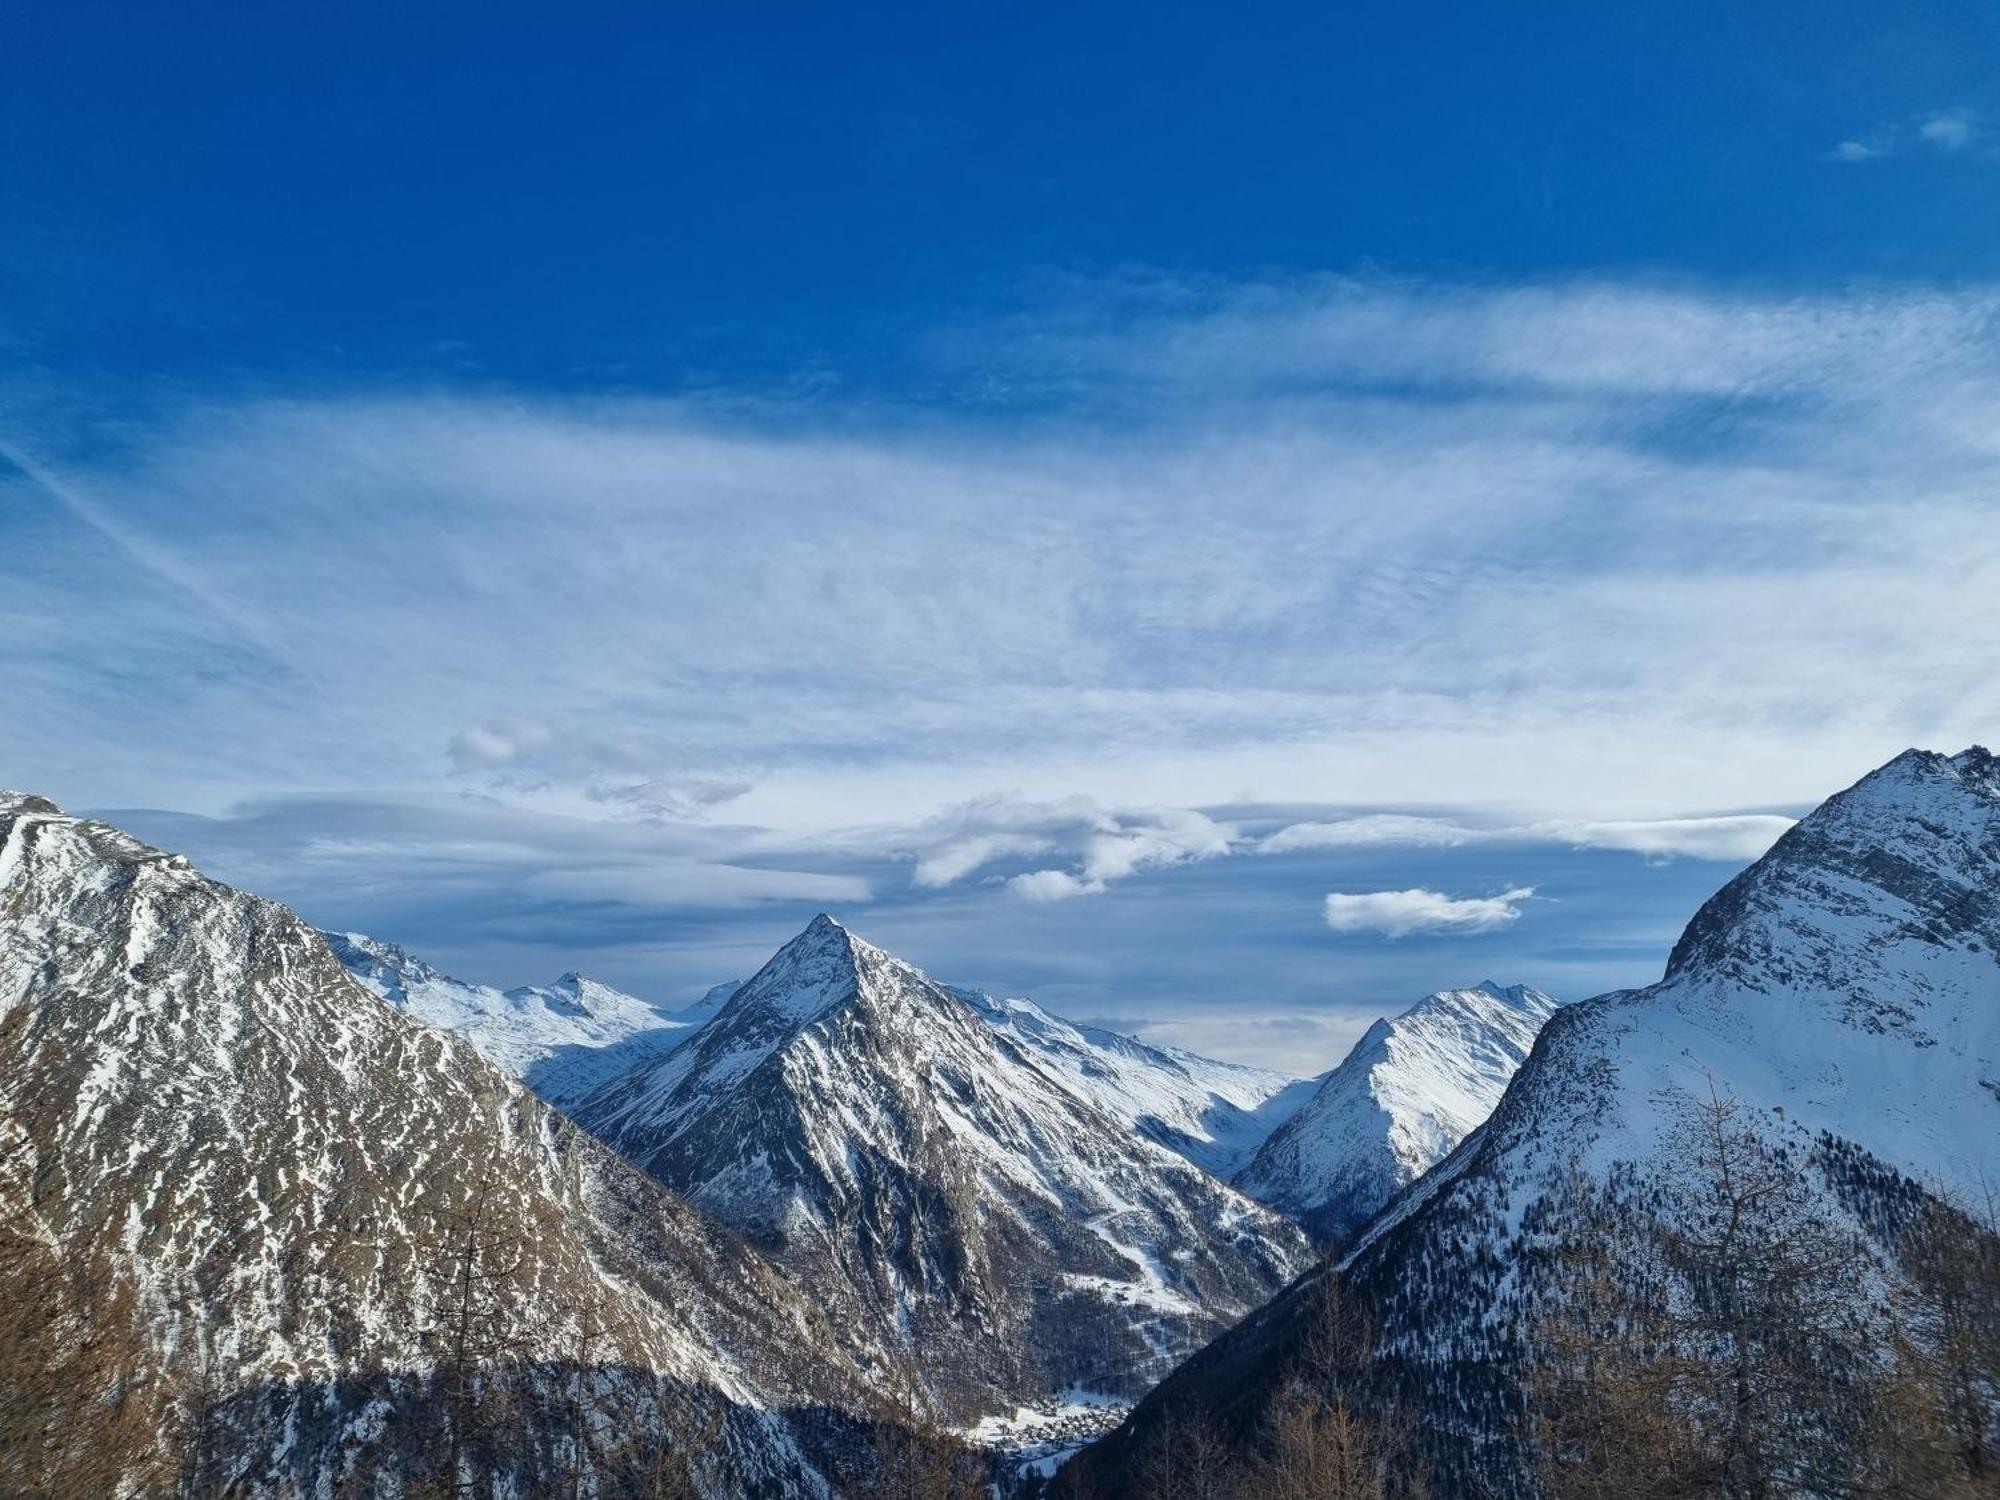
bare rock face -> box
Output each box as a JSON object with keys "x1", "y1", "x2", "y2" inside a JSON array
[
  {"x1": 0, "y1": 792, "x2": 875, "y2": 1497},
  {"x1": 573, "y1": 914, "x2": 1316, "y2": 1417}
]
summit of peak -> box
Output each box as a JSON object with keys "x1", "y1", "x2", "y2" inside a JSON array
[
  {"x1": 1852, "y1": 743, "x2": 2000, "y2": 801},
  {"x1": 0, "y1": 789, "x2": 65, "y2": 819},
  {"x1": 1663, "y1": 743, "x2": 2000, "y2": 1003},
  {"x1": 780, "y1": 911, "x2": 864, "y2": 956},
  {"x1": 1390, "y1": 983, "x2": 1559, "y2": 1038},
  {"x1": 709, "y1": 912, "x2": 917, "y2": 1031},
  {"x1": 1235, "y1": 977, "x2": 1562, "y2": 1246},
  {"x1": 788, "y1": 912, "x2": 865, "y2": 954},
  {"x1": 1412, "y1": 980, "x2": 1541, "y2": 1012},
  {"x1": 1469, "y1": 979, "x2": 1558, "y2": 1010}
]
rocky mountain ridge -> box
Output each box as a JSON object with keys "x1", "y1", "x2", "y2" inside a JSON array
[
  {"x1": 1234, "y1": 980, "x2": 1560, "y2": 1245},
  {"x1": 572, "y1": 914, "x2": 1318, "y2": 1417},
  {"x1": 948, "y1": 986, "x2": 1320, "y2": 1178},
  {"x1": 0, "y1": 792, "x2": 876, "y2": 1496},
  {"x1": 324, "y1": 927, "x2": 735, "y2": 1108}
]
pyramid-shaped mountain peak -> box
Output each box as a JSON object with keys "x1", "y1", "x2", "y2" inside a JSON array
[{"x1": 715, "y1": 912, "x2": 930, "y2": 1033}]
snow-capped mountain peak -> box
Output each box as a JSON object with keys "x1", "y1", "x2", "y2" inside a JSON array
[
  {"x1": 1663, "y1": 744, "x2": 2000, "y2": 1037},
  {"x1": 574, "y1": 914, "x2": 1314, "y2": 1416},
  {"x1": 1075, "y1": 746, "x2": 2000, "y2": 1496},
  {"x1": 322, "y1": 928, "x2": 730, "y2": 1108},
  {"x1": 1233, "y1": 979, "x2": 1561, "y2": 1245},
  {"x1": 720, "y1": 910, "x2": 907, "y2": 1027}
]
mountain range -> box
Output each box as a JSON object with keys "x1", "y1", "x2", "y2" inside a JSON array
[
  {"x1": 320, "y1": 910, "x2": 1566, "y2": 1423},
  {"x1": 323, "y1": 928, "x2": 737, "y2": 1108},
  {"x1": 1066, "y1": 746, "x2": 2000, "y2": 1495},
  {"x1": 569, "y1": 914, "x2": 1316, "y2": 1417},
  {"x1": 323, "y1": 923, "x2": 1560, "y2": 1258},
  {"x1": 1, "y1": 788, "x2": 1557, "y2": 1490},
  {"x1": 34, "y1": 744, "x2": 1903, "y2": 1494}
]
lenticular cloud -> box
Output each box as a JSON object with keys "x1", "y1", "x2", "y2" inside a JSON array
[{"x1": 1322, "y1": 885, "x2": 1535, "y2": 938}]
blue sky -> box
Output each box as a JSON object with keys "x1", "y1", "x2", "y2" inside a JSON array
[{"x1": 5, "y1": 2, "x2": 1998, "y2": 1069}]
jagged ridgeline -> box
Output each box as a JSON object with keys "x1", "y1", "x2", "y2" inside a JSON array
[
  {"x1": 322, "y1": 928, "x2": 741, "y2": 1110},
  {"x1": 27, "y1": 744, "x2": 1984, "y2": 1500},
  {"x1": 1234, "y1": 980, "x2": 1561, "y2": 1249},
  {"x1": 1064, "y1": 747, "x2": 2000, "y2": 1498},
  {"x1": 0, "y1": 793, "x2": 879, "y2": 1497},
  {"x1": 569, "y1": 914, "x2": 1317, "y2": 1418},
  {"x1": 315, "y1": 903, "x2": 1568, "y2": 1455},
  {"x1": 10, "y1": 785, "x2": 1514, "y2": 1494}
]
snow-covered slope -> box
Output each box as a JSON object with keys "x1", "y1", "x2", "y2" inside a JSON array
[
  {"x1": 1069, "y1": 746, "x2": 2000, "y2": 1496},
  {"x1": 0, "y1": 793, "x2": 873, "y2": 1495},
  {"x1": 323, "y1": 928, "x2": 734, "y2": 1108},
  {"x1": 950, "y1": 988, "x2": 1318, "y2": 1176},
  {"x1": 1233, "y1": 981, "x2": 1559, "y2": 1244},
  {"x1": 573, "y1": 915, "x2": 1315, "y2": 1418}
]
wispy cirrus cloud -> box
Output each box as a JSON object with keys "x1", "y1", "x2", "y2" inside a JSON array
[
  {"x1": 1323, "y1": 886, "x2": 1537, "y2": 938},
  {"x1": 446, "y1": 716, "x2": 754, "y2": 820},
  {"x1": 13, "y1": 278, "x2": 1999, "y2": 837},
  {"x1": 7, "y1": 273, "x2": 1999, "y2": 1024},
  {"x1": 102, "y1": 793, "x2": 867, "y2": 916}
]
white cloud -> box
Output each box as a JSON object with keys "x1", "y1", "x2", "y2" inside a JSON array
[
  {"x1": 1259, "y1": 814, "x2": 1485, "y2": 852},
  {"x1": 448, "y1": 718, "x2": 556, "y2": 771},
  {"x1": 1008, "y1": 869, "x2": 1101, "y2": 902},
  {"x1": 1919, "y1": 108, "x2": 1977, "y2": 152},
  {"x1": 902, "y1": 795, "x2": 1234, "y2": 897},
  {"x1": 1831, "y1": 107, "x2": 1982, "y2": 164},
  {"x1": 1323, "y1": 886, "x2": 1536, "y2": 938},
  {"x1": 1078, "y1": 809, "x2": 1234, "y2": 882},
  {"x1": 907, "y1": 799, "x2": 1790, "y2": 905},
  {"x1": 1536, "y1": 814, "x2": 1795, "y2": 861},
  {"x1": 912, "y1": 833, "x2": 1054, "y2": 888}
]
